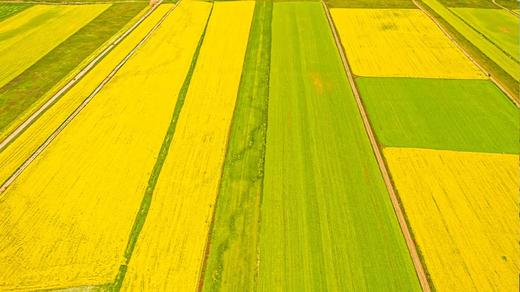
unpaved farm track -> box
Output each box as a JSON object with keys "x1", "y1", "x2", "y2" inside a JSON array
[
  {"x1": 321, "y1": 1, "x2": 432, "y2": 291},
  {"x1": 0, "y1": 1, "x2": 179, "y2": 194}
]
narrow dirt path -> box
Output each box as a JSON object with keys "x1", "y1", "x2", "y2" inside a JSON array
[{"x1": 320, "y1": 2, "x2": 432, "y2": 291}]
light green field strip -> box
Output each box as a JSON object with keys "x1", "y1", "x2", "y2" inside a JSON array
[
  {"x1": 451, "y1": 8, "x2": 518, "y2": 61},
  {"x1": 421, "y1": 0, "x2": 519, "y2": 80},
  {"x1": 119, "y1": 2, "x2": 253, "y2": 290},
  {"x1": 357, "y1": 77, "x2": 519, "y2": 154},
  {"x1": 259, "y1": 2, "x2": 420, "y2": 291},
  {"x1": 202, "y1": 1, "x2": 271, "y2": 291},
  {"x1": 0, "y1": 2, "x2": 204, "y2": 289},
  {"x1": 0, "y1": 4, "x2": 172, "y2": 200},
  {"x1": 0, "y1": 4, "x2": 109, "y2": 89}
]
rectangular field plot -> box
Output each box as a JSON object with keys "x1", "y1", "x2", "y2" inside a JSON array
[
  {"x1": 331, "y1": 8, "x2": 486, "y2": 78},
  {"x1": 384, "y1": 147, "x2": 519, "y2": 292},
  {"x1": 0, "y1": 4, "x2": 172, "y2": 205},
  {"x1": 0, "y1": 4, "x2": 108, "y2": 89},
  {"x1": 357, "y1": 78, "x2": 519, "y2": 154},
  {"x1": 451, "y1": 8, "x2": 519, "y2": 62},
  {"x1": 259, "y1": 2, "x2": 420, "y2": 291},
  {"x1": 120, "y1": 2, "x2": 253, "y2": 290},
  {"x1": 0, "y1": 2, "x2": 208, "y2": 289}
]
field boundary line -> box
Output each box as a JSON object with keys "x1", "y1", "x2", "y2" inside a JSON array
[
  {"x1": 491, "y1": 0, "x2": 519, "y2": 16},
  {"x1": 110, "y1": 2, "x2": 212, "y2": 290},
  {"x1": 0, "y1": 1, "x2": 157, "y2": 152},
  {"x1": 414, "y1": 0, "x2": 519, "y2": 107},
  {"x1": 0, "y1": 0, "x2": 172, "y2": 195},
  {"x1": 321, "y1": 2, "x2": 431, "y2": 291}
]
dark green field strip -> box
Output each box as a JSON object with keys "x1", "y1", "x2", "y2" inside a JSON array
[
  {"x1": 0, "y1": 2, "x2": 146, "y2": 135},
  {"x1": 0, "y1": 3, "x2": 31, "y2": 21},
  {"x1": 357, "y1": 77, "x2": 519, "y2": 154},
  {"x1": 202, "y1": 1, "x2": 271, "y2": 291},
  {"x1": 326, "y1": 0, "x2": 416, "y2": 8},
  {"x1": 259, "y1": 2, "x2": 421, "y2": 291},
  {"x1": 496, "y1": 0, "x2": 519, "y2": 9}
]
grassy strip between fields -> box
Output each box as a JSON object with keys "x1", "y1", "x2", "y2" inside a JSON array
[
  {"x1": 0, "y1": 2, "x2": 30, "y2": 21},
  {"x1": 110, "y1": 4, "x2": 213, "y2": 291},
  {"x1": 326, "y1": 0, "x2": 416, "y2": 8},
  {"x1": 200, "y1": 1, "x2": 271, "y2": 291},
  {"x1": 0, "y1": 2, "x2": 147, "y2": 136},
  {"x1": 417, "y1": 0, "x2": 519, "y2": 101}
]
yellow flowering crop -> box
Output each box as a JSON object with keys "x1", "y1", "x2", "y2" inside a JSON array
[
  {"x1": 120, "y1": 2, "x2": 254, "y2": 290},
  {"x1": 0, "y1": 4, "x2": 109, "y2": 88},
  {"x1": 0, "y1": 3, "x2": 206, "y2": 290},
  {"x1": 331, "y1": 9, "x2": 486, "y2": 79},
  {"x1": 384, "y1": 147, "x2": 518, "y2": 291}
]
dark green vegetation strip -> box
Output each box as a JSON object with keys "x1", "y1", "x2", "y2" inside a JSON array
[
  {"x1": 0, "y1": 3, "x2": 31, "y2": 21},
  {"x1": 111, "y1": 5, "x2": 213, "y2": 291},
  {"x1": 418, "y1": 0, "x2": 519, "y2": 99},
  {"x1": 201, "y1": 1, "x2": 271, "y2": 291},
  {"x1": 0, "y1": 2, "x2": 146, "y2": 135},
  {"x1": 496, "y1": 0, "x2": 519, "y2": 9},
  {"x1": 326, "y1": 0, "x2": 416, "y2": 8},
  {"x1": 357, "y1": 77, "x2": 519, "y2": 154},
  {"x1": 259, "y1": 2, "x2": 421, "y2": 290}
]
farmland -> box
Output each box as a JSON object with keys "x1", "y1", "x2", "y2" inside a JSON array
[{"x1": 0, "y1": 0, "x2": 517, "y2": 291}]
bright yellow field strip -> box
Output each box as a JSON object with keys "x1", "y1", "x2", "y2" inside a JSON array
[
  {"x1": 0, "y1": 5, "x2": 172, "y2": 190},
  {"x1": 0, "y1": 4, "x2": 109, "y2": 89},
  {"x1": 331, "y1": 9, "x2": 486, "y2": 79},
  {"x1": 384, "y1": 147, "x2": 518, "y2": 291},
  {"x1": 120, "y1": 2, "x2": 254, "y2": 290},
  {"x1": 0, "y1": 2, "x2": 209, "y2": 290}
]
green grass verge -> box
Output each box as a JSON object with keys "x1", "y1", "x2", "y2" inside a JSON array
[
  {"x1": 201, "y1": 1, "x2": 271, "y2": 291},
  {"x1": 0, "y1": 2, "x2": 146, "y2": 136},
  {"x1": 111, "y1": 4, "x2": 212, "y2": 291},
  {"x1": 0, "y1": 3, "x2": 31, "y2": 22},
  {"x1": 451, "y1": 7, "x2": 518, "y2": 62},
  {"x1": 419, "y1": 0, "x2": 519, "y2": 100},
  {"x1": 326, "y1": 0, "x2": 416, "y2": 8},
  {"x1": 357, "y1": 77, "x2": 519, "y2": 154},
  {"x1": 259, "y1": 2, "x2": 421, "y2": 290}
]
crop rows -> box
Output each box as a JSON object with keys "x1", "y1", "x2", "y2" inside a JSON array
[{"x1": 0, "y1": 0, "x2": 517, "y2": 291}]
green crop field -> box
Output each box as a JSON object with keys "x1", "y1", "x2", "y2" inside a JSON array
[
  {"x1": 0, "y1": 2, "x2": 146, "y2": 136},
  {"x1": 259, "y1": 2, "x2": 420, "y2": 291},
  {"x1": 357, "y1": 77, "x2": 519, "y2": 154},
  {"x1": 202, "y1": 1, "x2": 271, "y2": 291},
  {"x1": 326, "y1": 0, "x2": 416, "y2": 8},
  {"x1": 451, "y1": 8, "x2": 519, "y2": 62}
]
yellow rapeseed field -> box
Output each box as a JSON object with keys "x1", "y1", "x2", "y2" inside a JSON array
[
  {"x1": 0, "y1": 4, "x2": 109, "y2": 88},
  {"x1": 384, "y1": 147, "x2": 518, "y2": 292},
  {"x1": 0, "y1": 5, "x2": 173, "y2": 191},
  {"x1": 120, "y1": 2, "x2": 254, "y2": 290},
  {"x1": 0, "y1": 2, "x2": 208, "y2": 290},
  {"x1": 330, "y1": 9, "x2": 486, "y2": 79}
]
